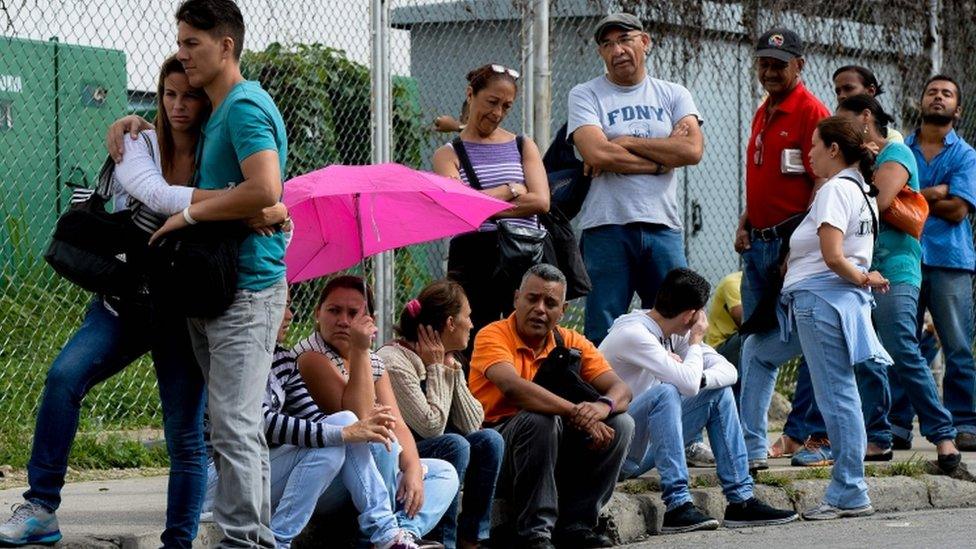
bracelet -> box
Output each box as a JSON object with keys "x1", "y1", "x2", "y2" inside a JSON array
[
  {"x1": 597, "y1": 395, "x2": 615, "y2": 413},
  {"x1": 506, "y1": 182, "x2": 520, "y2": 199},
  {"x1": 182, "y1": 206, "x2": 198, "y2": 225}
]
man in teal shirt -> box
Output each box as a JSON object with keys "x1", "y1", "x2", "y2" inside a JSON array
[{"x1": 152, "y1": 1, "x2": 288, "y2": 546}]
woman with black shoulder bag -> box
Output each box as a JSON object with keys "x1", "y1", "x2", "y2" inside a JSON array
[{"x1": 432, "y1": 63, "x2": 551, "y2": 350}]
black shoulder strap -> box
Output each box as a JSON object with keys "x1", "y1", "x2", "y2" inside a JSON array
[
  {"x1": 552, "y1": 328, "x2": 565, "y2": 348},
  {"x1": 451, "y1": 137, "x2": 482, "y2": 190},
  {"x1": 515, "y1": 134, "x2": 524, "y2": 158},
  {"x1": 838, "y1": 175, "x2": 878, "y2": 237}
]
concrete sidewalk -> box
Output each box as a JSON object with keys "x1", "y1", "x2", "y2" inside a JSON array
[{"x1": 3, "y1": 435, "x2": 976, "y2": 547}]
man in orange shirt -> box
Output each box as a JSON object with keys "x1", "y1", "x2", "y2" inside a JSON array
[{"x1": 470, "y1": 264, "x2": 633, "y2": 549}]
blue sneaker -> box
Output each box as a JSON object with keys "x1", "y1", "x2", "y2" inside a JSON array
[
  {"x1": 0, "y1": 502, "x2": 62, "y2": 546},
  {"x1": 791, "y1": 437, "x2": 833, "y2": 467}
]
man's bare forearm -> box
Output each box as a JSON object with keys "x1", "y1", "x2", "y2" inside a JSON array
[
  {"x1": 189, "y1": 179, "x2": 279, "y2": 222},
  {"x1": 615, "y1": 135, "x2": 703, "y2": 167}
]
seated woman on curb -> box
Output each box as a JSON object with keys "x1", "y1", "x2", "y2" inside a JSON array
[
  {"x1": 378, "y1": 280, "x2": 504, "y2": 549},
  {"x1": 294, "y1": 276, "x2": 459, "y2": 547},
  {"x1": 204, "y1": 289, "x2": 428, "y2": 549}
]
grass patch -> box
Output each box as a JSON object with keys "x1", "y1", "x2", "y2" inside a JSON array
[
  {"x1": 754, "y1": 471, "x2": 792, "y2": 487},
  {"x1": 0, "y1": 429, "x2": 169, "y2": 469},
  {"x1": 795, "y1": 467, "x2": 832, "y2": 480},
  {"x1": 690, "y1": 475, "x2": 717, "y2": 488}
]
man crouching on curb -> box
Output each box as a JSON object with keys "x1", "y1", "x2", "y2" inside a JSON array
[
  {"x1": 600, "y1": 268, "x2": 798, "y2": 533},
  {"x1": 469, "y1": 264, "x2": 634, "y2": 549}
]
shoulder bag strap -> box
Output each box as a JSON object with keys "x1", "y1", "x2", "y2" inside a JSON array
[
  {"x1": 838, "y1": 175, "x2": 878, "y2": 237},
  {"x1": 451, "y1": 136, "x2": 482, "y2": 190}
]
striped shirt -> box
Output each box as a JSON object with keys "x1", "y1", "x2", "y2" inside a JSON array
[
  {"x1": 263, "y1": 345, "x2": 344, "y2": 448},
  {"x1": 450, "y1": 138, "x2": 540, "y2": 232},
  {"x1": 292, "y1": 331, "x2": 386, "y2": 381}
]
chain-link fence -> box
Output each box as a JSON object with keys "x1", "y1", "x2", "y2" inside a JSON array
[{"x1": 0, "y1": 0, "x2": 972, "y2": 444}]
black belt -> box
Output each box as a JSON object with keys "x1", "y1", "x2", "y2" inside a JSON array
[{"x1": 749, "y1": 213, "x2": 806, "y2": 242}]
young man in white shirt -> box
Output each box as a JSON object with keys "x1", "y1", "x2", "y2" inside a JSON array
[{"x1": 600, "y1": 268, "x2": 797, "y2": 534}]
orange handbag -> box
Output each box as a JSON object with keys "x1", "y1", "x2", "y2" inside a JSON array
[{"x1": 882, "y1": 185, "x2": 929, "y2": 239}]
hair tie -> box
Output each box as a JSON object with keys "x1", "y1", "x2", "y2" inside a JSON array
[{"x1": 406, "y1": 299, "x2": 422, "y2": 318}]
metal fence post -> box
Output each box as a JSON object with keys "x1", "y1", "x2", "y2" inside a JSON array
[
  {"x1": 532, "y1": 0, "x2": 550, "y2": 148},
  {"x1": 520, "y1": 0, "x2": 535, "y2": 138},
  {"x1": 370, "y1": 0, "x2": 395, "y2": 341},
  {"x1": 927, "y1": 0, "x2": 943, "y2": 74}
]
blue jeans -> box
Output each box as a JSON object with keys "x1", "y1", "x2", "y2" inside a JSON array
[
  {"x1": 792, "y1": 291, "x2": 869, "y2": 509},
  {"x1": 416, "y1": 430, "x2": 504, "y2": 547},
  {"x1": 919, "y1": 266, "x2": 976, "y2": 434},
  {"x1": 799, "y1": 357, "x2": 892, "y2": 448},
  {"x1": 869, "y1": 285, "x2": 955, "y2": 444},
  {"x1": 582, "y1": 223, "x2": 686, "y2": 345},
  {"x1": 364, "y1": 443, "x2": 460, "y2": 539},
  {"x1": 623, "y1": 384, "x2": 753, "y2": 510},
  {"x1": 266, "y1": 412, "x2": 400, "y2": 548},
  {"x1": 25, "y1": 300, "x2": 206, "y2": 548},
  {"x1": 740, "y1": 238, "x2": 815, "y2": 443},
  {"x1": 739, "y1": 328, "x2": 802, "y2": 461}
]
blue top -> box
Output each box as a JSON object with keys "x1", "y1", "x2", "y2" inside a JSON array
[
  {"x1": 905, "y1": 129, "x2": 976, "y2": 271},
  {"x1": 198, "y1": 81, "x2": 288, "y2": 290},
  {"x1": 451, "y1": 139, "x2": 536, "y2": 232},
  {"x1": 778, "y1": 272, "x2": 892, "y2": 367},
  {"x1": 872, "y1": 142, "x2": 922, "y2": 288}
]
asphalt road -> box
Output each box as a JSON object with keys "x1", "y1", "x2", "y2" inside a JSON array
[{"x1": 622, "y1": 507, "x2": 976, "y2": 548}]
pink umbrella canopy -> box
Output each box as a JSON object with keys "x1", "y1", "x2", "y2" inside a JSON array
[{"x1": 283, "y1": 163, "x2": 510, "y2": 284}]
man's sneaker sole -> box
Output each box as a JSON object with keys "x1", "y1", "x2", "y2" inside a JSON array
[
  {"x1": 0, "y1": 531, "x2": 62, "y2": 547},
  {"x1": 724, "y1": 513, "x2": 799, "y2": 528},
  {"x1": 791, "y1": 459, "x2": 833, "y2": 467},
  {"x1": 802, "y1": 504, "x2": 874, "y2": 521},
  {"x1": 660, "y1": 518, "x2": 720, "y2": 534}
]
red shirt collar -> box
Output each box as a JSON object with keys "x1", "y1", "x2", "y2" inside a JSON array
[{"x1": 760, "y1": 80, "x2": 809, "y2": 116}]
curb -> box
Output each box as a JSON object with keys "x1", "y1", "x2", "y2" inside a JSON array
[{"x1": 601, "y1": 473, "x2": 976, "y2": 545}]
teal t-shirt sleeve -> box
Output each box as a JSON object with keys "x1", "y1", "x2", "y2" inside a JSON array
[
  {"x1": 878, "y1": 143, "x2": 920, "y2": 191},
  {"x1": 228, "y1": 97, "x2": 279, "y2": 163},
  {"x1": 948, "y1": 146, "x2": 976, "y2": 209}
]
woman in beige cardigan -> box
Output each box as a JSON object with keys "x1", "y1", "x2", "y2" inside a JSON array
[{"x1": 378, "y1": 280, "x2": 504, "y2": 549}]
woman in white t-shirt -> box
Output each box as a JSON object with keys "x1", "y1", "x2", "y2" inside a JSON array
[{"x1": 783, "y1": 116, "x2": 892, "y2": 522}]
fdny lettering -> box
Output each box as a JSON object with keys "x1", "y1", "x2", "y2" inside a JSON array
[{"x1": 607, "y1": 105, "x2": 665, "y2": 126}]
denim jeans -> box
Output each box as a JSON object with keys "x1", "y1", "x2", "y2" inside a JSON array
[
  {"x1": 866, "y1": 285, "x2": 955, "y2": 444},
  {"x1": 495, "y1": 412, "x2": 633, "y2": 540},
  {"x1": 189, "y1": 278, "x2": 288, "y2": 548},
  {"x1": 799, "y1": 359, "x2": 892, "y2": 448},
  {"x1": 24, "y1": 300, "x2": 206, "y2": 548},
  {"x1": 739, "y1": 328, "x2": 802, "y2": 461},
  {"x1": 582, "y1": 223, "x2": 686, "y2": 345},
  {"x1": 740, "y1": 238, "x2": 814, "y2": 443},
  {"x1": 416, "y1": 430, "x2": 504, "y2": 547},
  {"x1": 792, "y1": 291, "x2": 870, "y2": 509},
  {"x1": 365, "y1": 443, "x2": 460, "y2": 539},
  {"x1": 919, "y1": 266, "x2": 976, "y2": 434},
  {"x1": 265, "y1": 412, "x2": 400, "y2": 548},
  {"x1": 623, "y1": 384, "x2": 753, "y2": 510}
]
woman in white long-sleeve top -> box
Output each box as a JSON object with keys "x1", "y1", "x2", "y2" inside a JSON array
[
  {"x1": 378, "y1": 280, "x2": 503, "y2": 549},
  {"x1": 600, "y1": 268, "x2": 797, "y2": 535}
]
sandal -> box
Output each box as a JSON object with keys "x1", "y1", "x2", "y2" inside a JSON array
[{"x1": 768, "y1": 434, "x2": 803, "y2": 458}]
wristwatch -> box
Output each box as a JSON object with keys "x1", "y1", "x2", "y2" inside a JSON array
[{"x1": 597, "y1": 396, "x2": 615, "y2": 413}]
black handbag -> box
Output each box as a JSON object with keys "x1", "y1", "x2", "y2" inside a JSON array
[
  {"x1": 533, "y1": 329, "x2": 601, "y2": 404},
  {"x1": 739, "y1": 212, "x2": 807, "y2": 335},
  {"x1": 44, "y1": 141, "x2": 151, "y2": 303},
  {"x1": 147, "y1": 221, "x2": 245, "y2": 318},
  {"x1": 542, "y1": 123, "x2": 592, "y2": 220},
  {"x1": 452, "y1": 136, "x2": 548, "y2": 284}
]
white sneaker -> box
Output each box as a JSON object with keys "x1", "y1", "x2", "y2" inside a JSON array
[
  {"x1": 376, "y1": 529, "x2": 421, "y2": 549},
  {"x1": 685, "y1": 441, "x2": 716, "y2": 467},
  {"x1": 801, "y1": 501, "x2": 874, "y2": 521},
  {"x1": 0, "y1": 501, "x2": 62, "y2": 546}
]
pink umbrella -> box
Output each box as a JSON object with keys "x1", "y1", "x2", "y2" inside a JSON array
[{"x1": 283, "y1": 162, "x2": 510, "y2": 284}]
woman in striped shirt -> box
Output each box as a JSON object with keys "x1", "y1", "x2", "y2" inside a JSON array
[{"x1": 432, "y1": 63, "x2": 551, "y2": 346}]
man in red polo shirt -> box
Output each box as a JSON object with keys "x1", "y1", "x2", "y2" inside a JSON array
[{"x1": 735, "y1": 28, "x2": 831, "y2": 472}]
